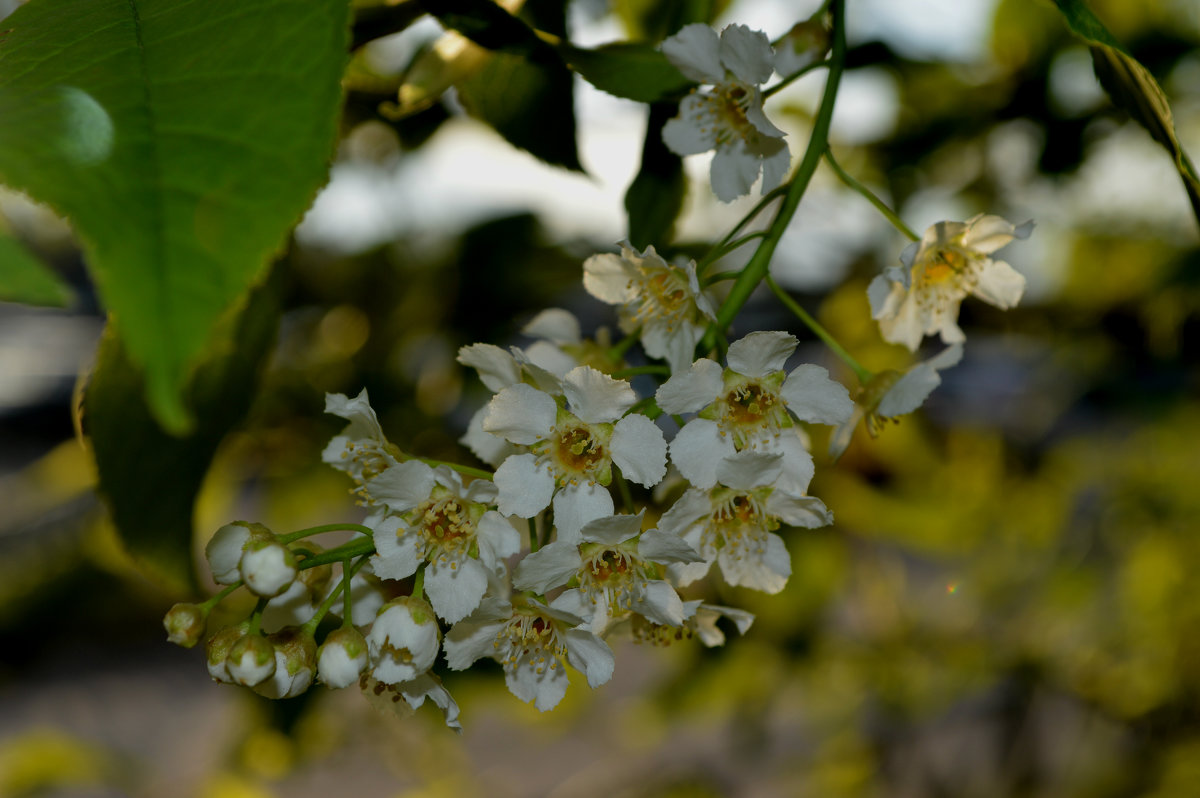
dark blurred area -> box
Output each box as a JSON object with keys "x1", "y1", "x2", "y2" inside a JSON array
[{"x1": 1, "y1": 0, "x2": 1199, "y2": 796}]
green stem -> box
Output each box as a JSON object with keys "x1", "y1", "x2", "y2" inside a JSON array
[
  {"x1": 528, "y1": 518, "x2": 540, "y2": 553},
  {"x1": 199, "y1": 582, "x2": 241, "y2": 612},
  {"x1": 412, "y1": 567, "x2": 425, "y2": 601},
  {"x1": 702, "y1": 0, "x2": 848, "y2": 351},
  {"x1": 247, "y1": 598, "x2": 268, "y2": 636},
  {"x1": 823, "y1": 147, "x2": 919, "y2": 241},
  {"x1": 696, "y1": 185, "x2": 789, "y2": 277},
  {"x1": 296, "y1": 537, "x2": 376, "y2": 571},
  {"x1": 763, "y1": 58, "x2": 831, "y2": 99},
  {"x1": 614, "y1": 469, "x2": 634, "y2": 515},
  {"x1": 412, "y1": 457, "x2": 493, "y2": 481},
  {"x1": 279, "y1": 523, "x2": 373, "y2": 544},
  {"x1": 303, "y1": 555, "x2": 371, "y2": 636},
  {"x1": 765, "y1": 274, "x2": 872, "y2": 384}
]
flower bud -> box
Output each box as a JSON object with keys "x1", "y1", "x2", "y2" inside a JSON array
[
  {"x1": 163, "y1": 602, "x2": 207, "y2": 648},
  {"x1": 253, "y1": 628, "x2": 318, "y2": 699},
  {"x1": 367, "y1": 596, "x2": 440, "y2": 685},
  {"x1": 240, "y1": 539, "x2": 298, "y2": 598},
  {"x1": 227, "y1": 634, "x2": 276, "y2": 687},
  {"x1": 205, "y1": 521, "x2": 271, "y2": 584},
  {"x1": 205, "y1": 624, "x2": 248, "y2": 684},
  {"x1": 773, "y1": 14, "x2": 831, "y2": 76},
  {"x1": 317, "y1": 627, "x2": 369, "y2": 688}
]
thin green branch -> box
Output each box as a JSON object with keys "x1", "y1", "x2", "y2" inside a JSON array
[
  {"x1": 763, "y1": 58, "x2": 831, "y2": 98},
  {"x1": 765, "y1": 274, "x2": 872, "y2": 384},
  {"x1": 823, "y1": 147, "x2": 919, "y2": 241},
  {"x1": 279, "y1": 523, "x2": 373, "y2": 544}
]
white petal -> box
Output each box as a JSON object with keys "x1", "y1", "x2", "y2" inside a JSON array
[
  {"x1": 669, "y1": 419, "x2": 735, "y2": 489},
  {"x1": 643, "y1": 318, "x2": 704, "y2": 376},
  {"x1": 638, "y1": 529, "x2": 704, "y2": 564},
  {"x1": 398, "y1": 673, "x2": 462, "y2": 733},
  {"x1": 372, "y1": 519, "x2": 423, "y2": 581},
  {"x1": 510, "y1": 658, "x2": 569, "y2": 711},
  {"x1": 750, "y1": 432, "x2": 814, "y2": 494},
  {"x1": 324, "y1": 389, "x2": 383, "y2": 439},
  {"x1": 426, "y1": 557, "x2": 489, "y2": 624},
  {"x1": 522, "y1": 308, "x2": 581, "y2": 344},
  {"x1": 657, "y1": 488, "x2": 711, "y2": 538},
  {"x1": 719, "y1": 530, "x2": 790, "y2": 593},
  {"x1": 552, "y1": 482, "x2": 615, "y2": 544},
  {"x1": 513, "y1": 541, "x2": 582, "y2": 593},
  {"x1": 877, "y1": 288, "x2": 925, "y2": 351},
  {"x1": 476, "y1": 510, "x2": 522, "y2": 568},
  {"x1": 562, "y1": 629, "x2": 615, "y2": 688},
  {"x1": 715, "y1": 450, "x2": 782, "y2": 490},
  {"x1": 878, "y1": 345, "x2": 962, "y2": 418},
  {"x1": 668, "y1": 554, "x2": 714, "y2": 588},
  {"x1": 868, "y1": 274, "x2": 899, "y2": 319},
  {"x1": 660, "y1": 23, "x2": 725, "y2": 83},
  {"x1": 655, "y1": 357, "x2": 723, "y2": 414},
  {"x1": 710, "y1": 143, "x2": 761, "y2": 202},
  {"x1": 960, "y1": 214, "x2": 1021, "y2": 254},
  {"x1": 662, "y1": 110, "x2": 716, "y2": 157},
  {"x1": 744, "y1": 90, "x2": 786, "y2": 138},
  {"x1": 365, "y1": 460, "x2": 436, "y2": 513},
  {"x1": 563, "y1": 366, "x2": 635, "y2": 424},
  {"x1": 483, "y1": 384, "x2": 557, "y2": 444},
  {"x1": 523, "y1": 341, "x2": 578, "y2": 381},
  {"x1": 444, "y1": 617, "x2": 505, "y2": 670},
  {"x1": 717, "y1": 24, "x2": 774, "y2": 85},
  {"x1": 460, "y1": 406, "x2": 518, "y2": 468},
  {"x1": 579, "y1": 512, "x2": 644, "y2": 546},
  {"x1": 769, "y1": 492, "x2": 832, "y2": 528},
  {"x1": 494, "y1": 454, "x2": 555, "y2": 518},
  {"x1": 757, "y1": 136, "x2": 791, "y2": 192},
  {"x1": 456, "y1": 343, "x2": 521, "y2": 392},
  {"x1": 611, "y1": 414, "x2": 668, "y2": 487},
  {"x1": 971, "y1": 258, "x2": 1025, "y2": 309},
  {"x1": 635, "y1": 580, "x2": 687, "y2": 627},
  {"x1": 781, "y1": 364, "x2": 855, "y2": 425},
  {"x1": 582, "y1": 252, "x2": 639, "y2": 305},
  {"x1": 727, "y1": 331, "x2": 797, "y2": 377}
]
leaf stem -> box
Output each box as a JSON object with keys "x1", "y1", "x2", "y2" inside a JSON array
[
  {"x1": 279, "y1": 523, "x2": 373, "y2": 544},
  {"x1": 763, "y1": 58, "x2": 831, "y2": 99},
  {"x1": 296, "y1": 536, "x2": 376, "y2": 571},
  {"x1": 765, "y1": 274, "x2": 871, "y2": 384},
  {"x1": 823, "y1": 147, "x2": 919, "y2": 241}
]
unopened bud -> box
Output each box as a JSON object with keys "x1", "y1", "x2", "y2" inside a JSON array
[
  {"x1": 774, "y1": 15, "x2": 831, "y2": 77},
  {"x1": 206, "y1": 521, "x2": 272, "y2": 584},
  {"x1": 317, "y1": 627, "x2": 369, "y2": 688},
  {"x1": 163, "y1": 602, "x2": 207, "y2": 648},
  {"x1": 205, "y1": 624, "x2": 248, "y2": 684},
  {"x1": 253, "y1": 628, "x2": 317, "y2": 699},
  {"x1": 227, "y1": 634, "x2": 276, "y2": 687},
  {"x1": 240, "y1": 539, "x2": 298, "y2": 598}
]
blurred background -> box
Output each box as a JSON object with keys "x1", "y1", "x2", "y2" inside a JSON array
[{"x1": 2, "y1": 0, "x2": 1199, "y2": 795}]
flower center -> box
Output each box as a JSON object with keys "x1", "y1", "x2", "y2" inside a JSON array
[
  {"x1": 719, "y1": 381, "x2": 787, "y2": 447},
  {"x1": 579, "y1": 547, "x2": 643, "y2": 614},
  {"x1": 918, "y1": 247, "x2": 969, "y2": 285},
  {"x1": 414, "y1": 497, "x2": 477, "y2": 565},
  {"x1": 708, "y1": 82, "x2": 756, "y2": 144},
  {"x1": 631, "y1": 614, "x2": 692, "y2": 646},
  {"x1": 497, "y1": 610, "x2": 567, "y2": 675},
  {"x1": 708, "y1": 490, "x2": 776, "y2": 560},
  {"x1": 544, "y1": 421, "x2": 611, "y2": 485},
  {"x1": 632, "y1": 266, "x2": 691, "y2": 328}
]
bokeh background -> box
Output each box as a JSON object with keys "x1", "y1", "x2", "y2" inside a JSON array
[{"x1": 2, "y1": 0, "x2": 1199, "y2": 796}]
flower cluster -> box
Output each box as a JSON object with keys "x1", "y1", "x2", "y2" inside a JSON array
[{"x1": 162, "y1": 16, "x2": 1033, "y2": 734}]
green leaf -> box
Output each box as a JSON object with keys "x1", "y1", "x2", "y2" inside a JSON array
[
  {"x1": 0, "y1": 233, "x2": 73, "y2": 307},
  {"x1": 559, "y1": 42, "x2": 690, "y2": 104},
  {"x1": 1052, "y1": 0, "x2": 1200, "y2": 229},
  {"x1": 457, "y1": 50, "x2": 582, "y2": 172},
  {"x1": 84, "y1": 265, "x2": 283, "y2": 593},
  {"x1": 625, "y1": 104, "x2": 686, "y2": 249},
  {"x1": 417, "y1": 0, "x2": 549, "y2": 59},
  {"x1": 0, "y1": 0, "x2": 350, "y2": 433}
]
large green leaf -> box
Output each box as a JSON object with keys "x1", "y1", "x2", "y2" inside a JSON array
[
  {"x1": 559, "y1": 42, "x2": 690, "y2": 104},
  {"x1": 1052, "y1": 0, "x2": 1200, "y2": 230},
  {"x1": 0, "y1": 232, "x2": 73, "y2": 307},
  {"x1": 625, "y1": 103, "x2": 686, "y2": 249},
  {"x1": 0, "y1": 0, "x2": 349, "y2": 433},
  {"x1": 84, "y1": 265, "x2": 284, "y2": 593}
]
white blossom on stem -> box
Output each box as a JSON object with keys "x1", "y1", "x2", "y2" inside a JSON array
[
  {"x1": 323, "y1": 389, "x2": 400, "y2": 503},
  {"x1": 367, "y1": 597, "x2": 441, "y2": 685}
]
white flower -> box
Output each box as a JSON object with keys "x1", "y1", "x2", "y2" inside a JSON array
[
  {"x1": 367, "y1": 463, "x2": 520, "y2": 624},
  {"x1": 239, "y1": 538, "x2": 298, "y2": 599},
  {"x1": 661, "y1": 23, "x2": 789, "y2": 202},
  {"x1": 625, "y1": 600, "x2": 755, "y2": 647},
  {"x1": 513, "y1": 512, "x2": 703, "y2": 635},
  {"x1": 484, "y1": 366, "x2": 667, "y2": 542},
  {"x1": 656, "y1": 331, "x2": 854, "y2": 493},
  {"x1": 869, "y1": 214, "x2": 1033, "y2": 351},
  {"x1": 323, "y1": 389, "x2": 399, "y2": 501},
  {"x1": 227, "y1": 634, "x2": 276, "y2": 687},
  {"x1": 658, "y1": 450, "x2": 831, "y2": 594},
  {"x1": 317, "y1": 627, "x2": 369, "y2": 688},
  {"x1": 828, "y1": 344, "x2": 964, "y2": 459},
  {"x1": 205, "y1": 521, "x2": 265, "y2": 585},
  {"x1": 367, "y1": 597, "x2": 441, "y2": 685},
  {"x1": 444, "y1": 595, "x2": 614, "y2": 712},
  {"x1": 583, "y1": 242, "x2": 717, "y2": 374}
]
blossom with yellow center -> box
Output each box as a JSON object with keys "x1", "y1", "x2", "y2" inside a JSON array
[
  {"x1": 869, "y1": 214, "x2": 1033, "y2": 351},
  {"x1": 660, "y1": 23, "x2": 790, "y2": 202},
  {"x1": 484, "y1": 366, "x2": 667, "y2": 542},
  {"x1": 513, "y1": 512, "x2": 702, "y2": 635},
  {"x1": 444, "y1": 595, "x2": 614, "y2": 712},
  {"x1": 368, "y1": 462, "x2": 520, "y2": 623},
  {"x1": 659, "y1": 451, "x2": 831, "y2": 594},
  {"x1": 322, "y1": 389, "x2": 401, "y2": 506},
  {"x1": 583, "y1": 242, "x2": 716, "y2": 374}
]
